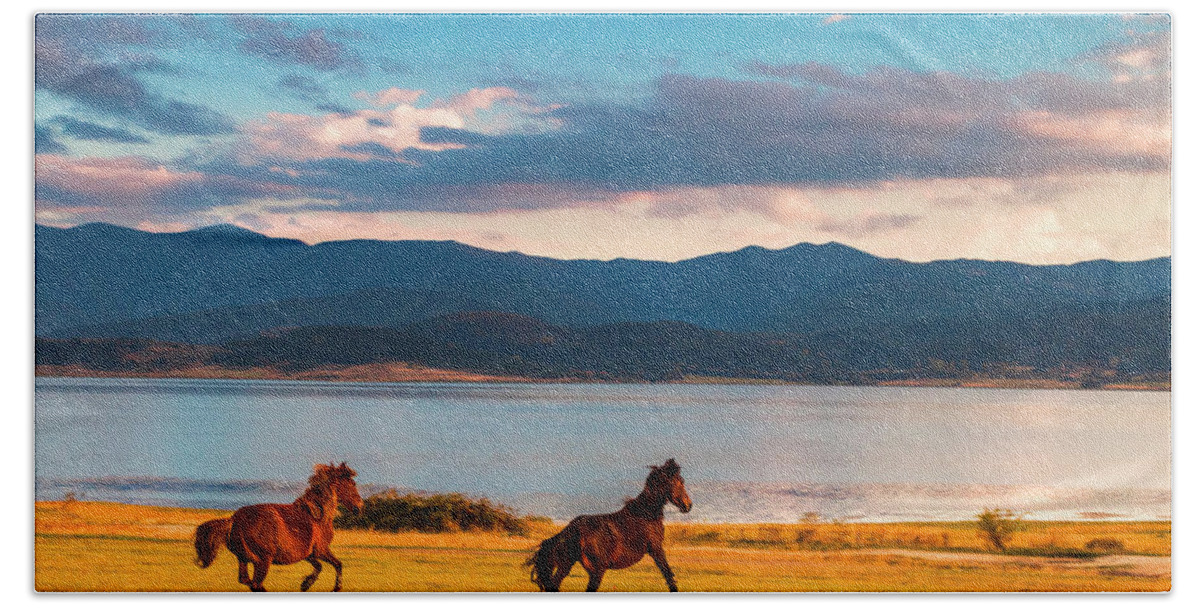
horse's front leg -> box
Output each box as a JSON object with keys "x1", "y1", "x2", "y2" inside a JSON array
[
  {"x1": 648, "y1": 547, "x2": 678, "y2": 592},
  {"x1": 317, "y1": 551, "x2": 344, "y2": 591},
  {"x1": 300, "y1": 556, "x2": 322, "y2": 591}
]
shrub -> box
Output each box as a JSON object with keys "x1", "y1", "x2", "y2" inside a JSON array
[
  {"x1": 795, "y1": 528, "x2": 816, "y2": 545},
  {"x1": 976, "y1": 508, "x2": 1022, "y2": 552},
  {"x1": 1085, "y1": 538, "x2": 1127, "y2": 554},
  {"x1": 334, "y1": 489, "x2": 537, "y2": 536},
  {"x1": 690, "y1": 530, "x2": 722, "y2": 543},
  {"x1": 729, "y1": 538, "x2": 788, "y2": 550}
]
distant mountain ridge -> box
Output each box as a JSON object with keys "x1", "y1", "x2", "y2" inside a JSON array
[
  {"x1": 36, "y1": 301, "x2": 1170, "y2": 384},
  {"x1": 36, "y1": 223, "x2": 1171, "y2": 352}
]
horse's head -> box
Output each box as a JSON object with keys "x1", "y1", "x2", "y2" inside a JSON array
[
  {"x1": 647, "y1": 458, "x2": 692, "y2": 513},
  {"x1": 312, "y1": 462, "x2": 364, "y2": 515}
]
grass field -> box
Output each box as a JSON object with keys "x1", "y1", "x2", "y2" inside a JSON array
[{"x1": 34, "y1": 501, "x2": 1170, "y2": 592}]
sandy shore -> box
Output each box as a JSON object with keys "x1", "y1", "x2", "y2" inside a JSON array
[{"x1": 37, "y1": 365, "x2": 1168, "y2": 390}]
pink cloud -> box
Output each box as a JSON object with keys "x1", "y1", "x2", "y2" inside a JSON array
[
  {"x1": 1075, "y1": 28, "x2": 1170, "y2": 83},
  {"x1": 245, "y1": 86, "x2": 562, "y2": 162},
  {"x1": 244, "y1": 106, "x2": 463, "y2": 162},
  {"x1": 435, "y1": 87, "x2": 520, "y2": 114},
  {"x1": 1010, "y1": 109, "x2": 1170, "y2": 159},
  {"x1": 35, "y1": 154, "x2": 204, "y2": 200}
]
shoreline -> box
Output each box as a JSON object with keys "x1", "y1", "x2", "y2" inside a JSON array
[
  {"x1": 33, "y1": 501, "x2": 1173, "y2": 527},
  {"x1": 35, "y1": 365, "x2": 1170, "y2": 391},
  {"x1": 35, "y1": 499, "x2": 1172, "y2": 536},
  {"x1": 34, "y1": 480, "x2": 1172, "y2": 525}
]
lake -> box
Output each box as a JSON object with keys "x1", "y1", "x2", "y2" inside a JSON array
[{"x1": 34, "y1": 377, "x2": 1170, "y2": 522}]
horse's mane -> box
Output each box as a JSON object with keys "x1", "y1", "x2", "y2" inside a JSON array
[
  {"x1": 309, "y1": 461, "x2": 357, "y2": 486},
  {"x1": 298, "y1": 462, "x2": 357, "y2": 520},
  {"x1": 645, "y1": 458, "x2": 680, "y2": 487},
  {"x1": 623, "y1": 458, "x2": 681, "y2": 506}
]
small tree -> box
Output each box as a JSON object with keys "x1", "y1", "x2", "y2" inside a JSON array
[{"x1": 976, "y1": 508, "x2": 1021, "y2": 552}]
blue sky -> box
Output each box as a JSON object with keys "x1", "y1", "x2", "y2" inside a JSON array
[{"x1": 34, "y1": 13, "x2": 1171, "y2": 263}]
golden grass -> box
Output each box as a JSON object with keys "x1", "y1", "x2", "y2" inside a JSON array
[
  {"x1": 34, "y1": 501, "x2": 1170, "y2": 592},
  {"x1": 668, "y1": 520, "x2": 1171, "y2": 557}
]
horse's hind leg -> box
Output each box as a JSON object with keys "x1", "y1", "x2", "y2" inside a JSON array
[
  {"x1": 237, "y1": 560, "x2": 251, "y2": 587},
  {"x1": 249, "y1": 559, "x2": 270, "y2": 592},
  {"x1": 300, "y1": 556, "x2": 322, "y2": 591},
  {"x1": 585, "y1": 568, "x2": 606, "y2": 592},
  {"x1": 547, "y1": 555, "x2": 575, "y2": 591}
]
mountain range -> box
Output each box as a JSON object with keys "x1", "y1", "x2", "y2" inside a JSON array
[{"x1": 34, "y1": 223, "x2": 1171, "y2": 381}]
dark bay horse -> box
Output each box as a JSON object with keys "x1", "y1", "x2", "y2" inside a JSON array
[
  {"x1": 527, "y1": 458, "x2": 693, "y2": 592},
  {"x1": 193, "y1": 462, "x2": 364, "y2": 591}
]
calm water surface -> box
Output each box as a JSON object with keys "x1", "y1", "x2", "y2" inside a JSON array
[{"x1": 35, "y1": 378, "x2": 1170, "y2": 522}]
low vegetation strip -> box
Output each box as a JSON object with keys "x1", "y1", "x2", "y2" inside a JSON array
[
  {"x1": 333, "y1": 490, "x2": 549, "y2": 535},
  {"x1": 666, "y1": 520, "x2": 1170, "y2": 557}
]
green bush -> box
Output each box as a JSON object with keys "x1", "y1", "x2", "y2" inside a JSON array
[
  {"x1": 975, "y1": 508, "x2": 1022, "y2": 552},
  {"x1": 335, "y1": 489, "x2": 537, "y2": 536}
]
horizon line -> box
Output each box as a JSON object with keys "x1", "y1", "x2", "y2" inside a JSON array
[{"x1": 35, "y1": 221, "x2": 1174, "y2": 268}]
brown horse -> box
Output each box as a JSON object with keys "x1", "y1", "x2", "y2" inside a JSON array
[
  {"x1": 527, "y1": 458, "x2": 693, "y2": 592},
  {"x1": 193, "y1": 462, "x2": 364, "y2": 592}
]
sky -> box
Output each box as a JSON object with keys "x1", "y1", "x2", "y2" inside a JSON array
[{"x1": 32, "y1": 12, "x2": 1171, "y2": 263}]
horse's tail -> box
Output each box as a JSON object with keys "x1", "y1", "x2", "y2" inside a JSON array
[
  {"x1": 193, "y1": 517, "x2": 232, "y2": 568},
  {"x1": 526, "y1": 522, "x2": 580, "y2": 591}
]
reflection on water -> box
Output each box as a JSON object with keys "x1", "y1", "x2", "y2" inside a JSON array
[{"x1": 35, "y1": 377, "x2": 1170, "y2": 522}]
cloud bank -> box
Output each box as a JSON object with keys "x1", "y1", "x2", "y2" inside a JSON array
[{"x1": 32, "y1": 14, "x2": 1171, "y2": 264}]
